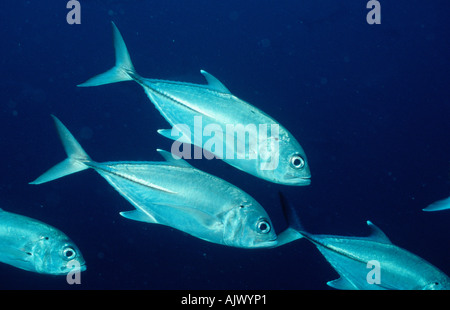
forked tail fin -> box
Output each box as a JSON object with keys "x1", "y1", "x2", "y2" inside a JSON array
[
  {"x1": 78, "y1": 22, "x2": 136, "y2": 87},
  {"x1": 29, "y1": 115, "x2": 91, "y2": 185}
]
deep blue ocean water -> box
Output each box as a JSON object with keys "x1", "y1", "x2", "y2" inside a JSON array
[{"x1": 0, "y1": 0, "x2": 448, "y2": 290}]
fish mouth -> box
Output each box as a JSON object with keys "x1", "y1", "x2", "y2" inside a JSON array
[
  {"x1": 77, "y1": 259, "x2": 87, "y2": 272},
  {"x1": 61, "y1": 260, "x2": 87, "y2": 274},
  {"x1": 283, "y1": 175, "x2": 311, "y2": 186},
  {"x1": 252, "y1": 237, "x2": 278, "y2": 248},
  {"x1": 78, "y1": 263, "x2": 87, "y2": 272}
]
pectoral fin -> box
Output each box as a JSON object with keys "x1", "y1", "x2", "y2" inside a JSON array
[
  {"x1": 157, "y1": 127, "x2": 191, "y2": 144},
  {"x1": 120, "y1": 210, "x2": 158, "y2": 224},
  {"x1": 3, "y1": 246, "x2": 33, "y2": 262},
  {"x1": 327, "y1": 277, "x2": 358, "y2": 290},
  {"x1": 120, "y1": 202, "x2": 218, "y2": 231}
]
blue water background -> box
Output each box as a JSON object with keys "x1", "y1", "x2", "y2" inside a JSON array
[{"x1": 0, "y1": 0, "x2": 449, "y2": 289}]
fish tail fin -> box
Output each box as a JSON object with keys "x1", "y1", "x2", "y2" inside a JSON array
[
  {"x1": 423, "y1": 197, "x2": 450, "y2": 212},
  {"x1": 274, "y1": 192, "x2": 304, "y2": 247},
  {"x1": 29, "y1": 115, "x2": 91, "y2": 185},
  {"x1": 77, "y1": 22, "x2": 136, "y2": 87}
]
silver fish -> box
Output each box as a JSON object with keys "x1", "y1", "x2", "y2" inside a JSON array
[
  {"x1": 301, "y1": 222, "x2": 450, "y2": 290},
  {"x1": 77, "y1": 22, "x2": 311, "y2": 186},
  {"x1": 0, "y1": 208, "x2": 85, "y2": 275},
  {"x1": 277, "y1": 194, "x2": 450, "y2": 290},
  {"x1": 423, "y1": 196, "x2": 450, "y2": 212},
  {"x1": 30, "y1": 116, "x2": 278, "y2": 249}
]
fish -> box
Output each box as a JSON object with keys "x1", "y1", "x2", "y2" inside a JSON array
[
  {"x1": 0, "y1": 207, "x2": 85, "y2": 275},
  {"x1": 77, "y1": 22, "x2": 311, "y2": 186},
  {"x1": 30, "y1": 115, "x2": 279, "y2": 249},
  {"x1": 423, "y1": 196, "x2": 450, "y2": 212},
  {"x1": 278, "y1": 193, "x2": 450, "y2": 290},
  {"x1": 300, "y1": 222, "x2": 450, "y2": 290}
]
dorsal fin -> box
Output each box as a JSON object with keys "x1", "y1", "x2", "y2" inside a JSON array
[
  {"x1": 200, "y1": 70, "x2": 231, "y2": 94},
  {"x1": 156, "y1": 149, "x2": 192, "y2": 168},
  {"x1": 366, "y1": 220, "x2": 392, "y2": 244}
]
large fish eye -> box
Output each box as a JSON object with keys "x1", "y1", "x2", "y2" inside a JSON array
[
  {"x1": 63, "y1": 246, "x2": 77, "y2": 260},
  {"x1": 256, "y1": 219, "x2": 271, "y2": 234},
  {"x1": 422, "y1": 281, "x2": 442, "y2": 290},
  {"x1": 290, "y1": 154, "x2": 305, "y2": 169}
]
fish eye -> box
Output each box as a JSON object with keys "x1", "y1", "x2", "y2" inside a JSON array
[
  {"x1": 256, "y1": 219, "x2": 271, "y2": 234},
  {"x1": 63, "y1": 247, "x2": 77, "y2": 260},
  {"x1": 422, "y1": 281, "x2": 442, "y2": 290},
  {"x1": 290, "y1": 154, "x2": 305, "y2": 169}
]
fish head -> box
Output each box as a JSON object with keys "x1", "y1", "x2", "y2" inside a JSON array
[
  {"x1": 32, "y1": 233, "x2": 86, "y2": 275},
  {"x1": 259, "y1": 132, "x2": 311, "y2": 186},
  {"x1": 222, "y1": 198, "x2": 278, "y2": 248},
  {"x1": 421, "y1": 278, "x2": 450, "y2": 290}
]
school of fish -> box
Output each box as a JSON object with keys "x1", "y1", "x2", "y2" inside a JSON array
[{"x1": 1, "y1": 22, "x2": 448, "y2": 290}]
